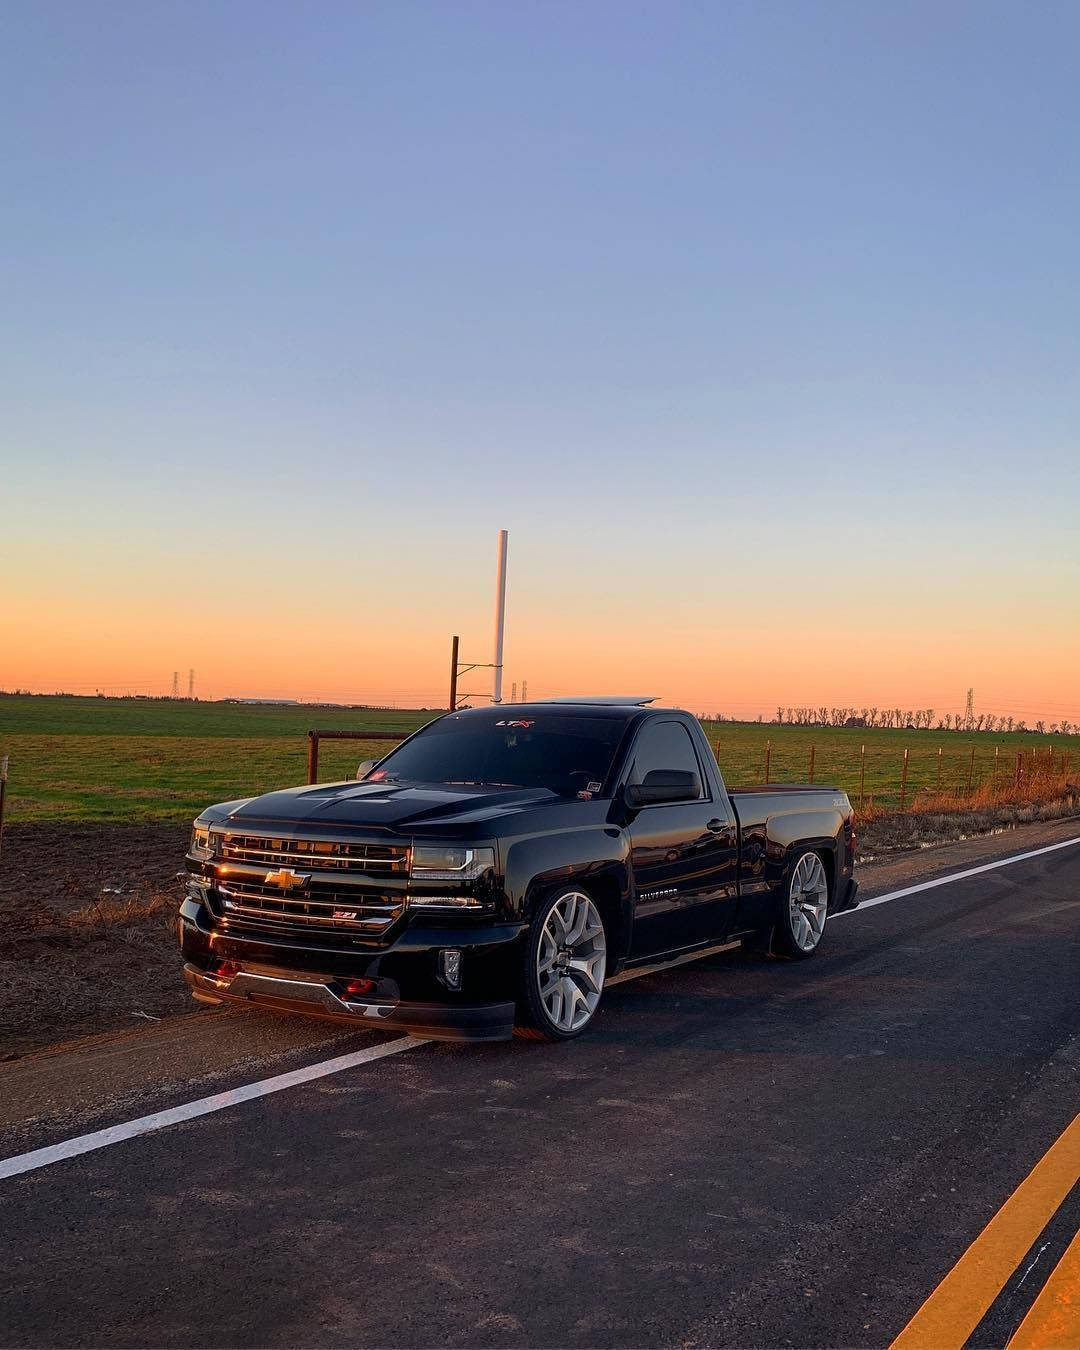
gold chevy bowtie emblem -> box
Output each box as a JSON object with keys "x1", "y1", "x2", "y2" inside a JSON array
[{"x1": 264, "y1": 868, "x2": 311, "y2": 890}]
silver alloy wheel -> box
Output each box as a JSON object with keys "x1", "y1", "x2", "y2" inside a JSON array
[
  {"x1": 788, "y1": 852, "x2": 828, "y2": 952},
  {"x1": 536, "y1": 891, "x2": 607, "y2": 1034}
]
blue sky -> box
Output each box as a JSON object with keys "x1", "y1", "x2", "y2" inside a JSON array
[{"x1": 3, "y1": 1, "x2": 1078, "y2": 717}]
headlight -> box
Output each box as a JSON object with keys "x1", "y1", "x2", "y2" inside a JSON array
[
  {"x1": 190, "y1": 824, "x2": 213, "y2": 860},
  {"x1": 410, "y1": 845, "x2": 494, "y2": 881}
]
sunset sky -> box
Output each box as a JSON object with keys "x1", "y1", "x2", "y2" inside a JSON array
[{"x1": 3, "y1": 2, "x2": 1078, "y2": 723}]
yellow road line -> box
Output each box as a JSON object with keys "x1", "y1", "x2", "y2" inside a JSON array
[
  {"x1": 890, "y1": 1113, "x2": 1080, "y2": 1350},
  {"x1": 1007, "y1": 1224, "x2": 1080, "y2": 1350}
]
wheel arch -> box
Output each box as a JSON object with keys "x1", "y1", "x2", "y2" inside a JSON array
[{"x1": 522, "y1": 867, "x2": 631, "y2": 967}]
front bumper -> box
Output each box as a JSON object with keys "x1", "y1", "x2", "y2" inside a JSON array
[
  {"x1": 178, "y1": 892, "x2": 524, "y2": 1042},
  {"x1": 183, "y1": 963, "x2": 515, "y2": 1041}
]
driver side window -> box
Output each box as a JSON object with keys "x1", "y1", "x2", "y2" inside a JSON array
[{"x1": 627, "y1": 721, "x2": 705, "y2": 799}]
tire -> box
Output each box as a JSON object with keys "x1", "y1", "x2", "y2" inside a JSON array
[
  {"x1": 516, "y1": 888, "x2": 608, "y2": 1041},
  {"x1": 772, "y1": 850, "x2": 830, "y2": 959}
]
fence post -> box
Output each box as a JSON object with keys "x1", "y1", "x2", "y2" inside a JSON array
[
  {"x1": 967, "y1": 745, "x2": 976, "y2": 794},
  {"x1": 307, "y1": 731, "x2": 319, "y2": 785},
  {"x1": 0, "y1": 755, "x2": 7, "y2": 860},
  {"x1": 899, "y1": 748, "x2": 910, "y2": 812},
  {"x1": 809, "y1": 745, "x2": 816, "y2": 784},
  {"x1": 764, "y1": 740, "x2": 771, "y2": 785},
  {"x1": 859, "y1": 744, "x2": 866, "y2": 809},
  {"x1": 1015, "y1": 750, "x2": 1023, "y2": 787},
  {"x1": 936, "y1": 746, "x2": 942, "y2": 791}
]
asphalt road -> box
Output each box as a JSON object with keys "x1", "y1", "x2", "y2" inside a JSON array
[{"x1": 1, "y1": 822, "x2": 1078, "y2": 1348}]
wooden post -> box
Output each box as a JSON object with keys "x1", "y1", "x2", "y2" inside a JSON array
[
  {"x1": 967, "y1": 744, "x2": 976, "y2": 794},
  {"x1": 307, "y1": 731, "x2": 319, "y2": 785},
  {"x1": 449, "y1": 634, "x2": 459, "y2": 712},
  {"x1": 764, "y1": 740, "x2": 771, "y2": 785},
  {"x1": 809, "y1": 745, "x2": 816, "y2": 784},
  {"x1": 1015, "y1": 750, "x2": 1023, "y2": 787},
  {"x1": 936, "y1": 746, "x2": 942, "y2": 792},
  {"x1": 899, "y1": 748, "x2": 910, "y2": 811},
  {"x1": 859, "y1": 744, "x2": 866, "y2": 809},
  {"x1": 0, "y1": 755, "x2": 7, "y2": 860}
]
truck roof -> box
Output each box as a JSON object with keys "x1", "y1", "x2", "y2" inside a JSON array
[{"x1": 450, "y1": 701, "x2": 675, "y2": 722}]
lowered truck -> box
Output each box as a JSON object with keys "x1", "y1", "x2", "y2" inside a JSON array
[{"x1": 179, "y1": 699, "x2": 858, "y2": 1041}]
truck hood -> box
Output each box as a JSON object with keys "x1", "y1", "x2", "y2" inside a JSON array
[{"x1": 220, "y1": 779, "x2": 563, "y2": 833}]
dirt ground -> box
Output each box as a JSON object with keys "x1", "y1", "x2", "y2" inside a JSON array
[
  {"x1": 2, "y1": 798, "x2": 1078, "y2": 1061},
  {"x1": 0, "y1": 824, "x2": 192, "y2": 1059}
]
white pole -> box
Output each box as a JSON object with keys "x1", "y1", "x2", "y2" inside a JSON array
[{"x1": 493, "y1": 528, "x2": 508, "y2": 704}]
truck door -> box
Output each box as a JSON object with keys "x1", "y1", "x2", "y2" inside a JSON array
[{"x1": 623, "y1": 719, "x2": 739, "y2": 958}]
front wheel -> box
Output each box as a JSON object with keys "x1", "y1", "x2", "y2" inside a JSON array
[
  {"x1": 773, "y1": 850, "x2": 830, "y2": 959},
  {"x1": 517, "y1": 889, "x2": 607, "y2": 1041}
]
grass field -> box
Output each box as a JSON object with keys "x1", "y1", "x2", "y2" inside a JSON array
[{"x1": 0, "y1": 695, "x2": 1075, "y2": 823}]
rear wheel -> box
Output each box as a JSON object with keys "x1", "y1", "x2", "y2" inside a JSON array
[
  {"x1": 517, "y1": 889, "x2": 607, "y2": 1040},
  {"x1": 773, "y1": 850, "x2": 830, "y2": 959}
]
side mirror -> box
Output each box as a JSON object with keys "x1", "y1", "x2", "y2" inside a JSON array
[
  {"x1": 356, "y1": 759, "x2": 377, "y2": 780},
  {"x1": 624, "y1": 769, "x2": 700, "y2": 808}
]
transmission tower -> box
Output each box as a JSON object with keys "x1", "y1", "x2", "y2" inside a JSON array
[
  {"x1": 965, "y1": 687, "x2": 974, "y2": 729},
  {"x1": 188, "y1": 669, "x2": 195, "y2": 700},
  {"x1": 171, "y1": 671, "x2": 179, "y2": 699},
  {"x1": 511, "y1": 681, "x2": 518, "y2": 702},
  {"x1": 521, "y1": 679, "x2": 528, "y2": 702}
]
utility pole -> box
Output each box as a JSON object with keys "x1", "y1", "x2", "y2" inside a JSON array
[
  {"x1": 449, "y1": 635, "x2": 459, "y2": 711},
  {"x1": 492, "y1": 528, "x2": 508, "y2": 704},
  {"x1": 188, "y1": 668, "x2": 195, "y2": 700}
]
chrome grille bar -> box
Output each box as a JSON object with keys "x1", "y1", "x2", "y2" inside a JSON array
[
  {"x1": 215, "y1": 880, "x2": 405, "y2": 936},
  {"x1": 220, "y1": 833, "x2": 408, "y2": 875}
]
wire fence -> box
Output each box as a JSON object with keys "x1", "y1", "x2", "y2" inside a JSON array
[{"x1": 718, "y1": 739, "x2": 1076, "y2": 815}]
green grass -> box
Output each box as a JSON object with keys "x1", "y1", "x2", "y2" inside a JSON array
[{"x1": 0, "y1": 695, "x2": 1074, "y2": 823}]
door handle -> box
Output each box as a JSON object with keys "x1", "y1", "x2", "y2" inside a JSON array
[{"x1": 706, "y1": 818, "x2": 728, "y2": 834}]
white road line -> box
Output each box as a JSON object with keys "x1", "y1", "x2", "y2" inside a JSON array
[
  {"x1": 830, "y1": 833, "x2": 1080, "y2": 919},
  {"x1": 2, "y1": 832, "x2": 1078, "y2": 1184},
  {"x1": 0, "y1": 1036, "x2": 423, "y2": 1182}
]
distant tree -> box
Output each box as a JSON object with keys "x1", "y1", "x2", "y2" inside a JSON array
[
  {"x1": 776, "y1": 706, "x2": 784, "y2": 724},
  {"x1": 1036, "y1": 720, "x2": 1046, "y2": 735},
  {"x1": 1006, "y1": 717, "x2": 1014, "y2": 733},
  {"x1": 1050, "y1": 723, "x2": 1059, "y2": 736},
  {"x1": 1017, "y1": 720, "x2": 1028, "y2": 732}
]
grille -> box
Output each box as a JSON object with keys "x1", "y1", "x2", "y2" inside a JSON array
[
  {"x1": 215, "y1": 879, "x2": 404, "y2": 937},
  {"x1": 220, "y1": 833, "x2": 408, "y2": 876}
]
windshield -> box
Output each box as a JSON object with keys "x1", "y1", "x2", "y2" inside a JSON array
[{"x1": 368, "y1": 712, "x2": 626, "y2": 796}]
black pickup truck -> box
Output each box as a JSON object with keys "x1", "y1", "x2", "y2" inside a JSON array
[{"x1": 179, "y1": 700, "x2": 858, "y2": 1041}]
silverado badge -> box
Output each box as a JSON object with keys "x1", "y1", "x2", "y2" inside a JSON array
[{"x1": 264, "y1": 868, "x2": 311, "y2": 890}]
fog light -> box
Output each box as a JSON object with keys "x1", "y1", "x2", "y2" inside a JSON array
[
  {"x1": 344, "y1": 978, "x2": 376, "y2": 998},
  {"x1": 438, "y1": 949, "x2": 463, "y2": 991}
]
